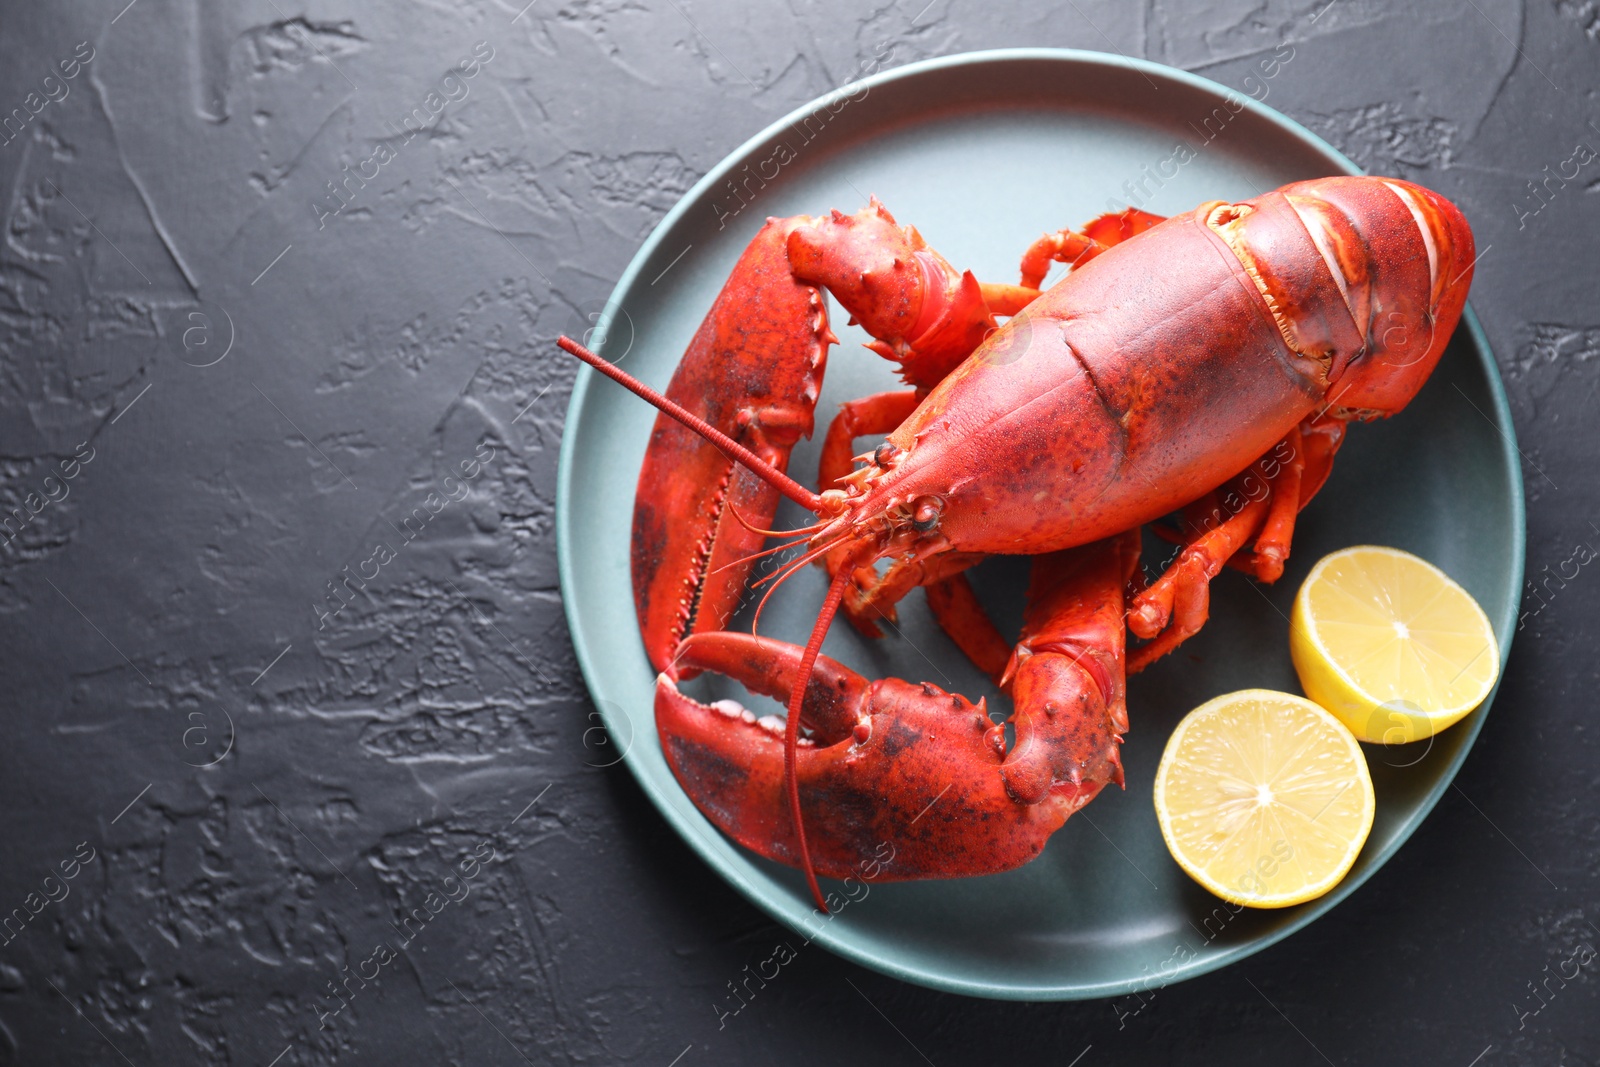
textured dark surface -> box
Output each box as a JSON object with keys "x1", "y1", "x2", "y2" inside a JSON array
[{"x1": 0, "y1": 1, "x2": 1593, "y2": 1064}]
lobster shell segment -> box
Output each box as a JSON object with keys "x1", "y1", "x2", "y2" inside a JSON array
[{"x1": 1277, "y1": 177, "x2": 1475, "y2": 414}]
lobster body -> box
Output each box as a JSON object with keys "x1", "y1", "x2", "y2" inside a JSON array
[
  {"x1": 824, "y1": 179, "x2": 1471, "y2": 564},
  {"x1": 559, "y1": 175, "x2": 1475, "y2": 904}
]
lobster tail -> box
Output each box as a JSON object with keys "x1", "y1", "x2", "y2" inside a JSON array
[{"x1": 1274, "y1": 176, "x2": 1476, "y2": 416}]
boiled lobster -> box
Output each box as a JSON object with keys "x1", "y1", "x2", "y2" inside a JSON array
[{"x1": 559, "y1": 176, "x2": 1475, "y2": 910}]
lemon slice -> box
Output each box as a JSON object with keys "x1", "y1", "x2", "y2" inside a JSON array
[
  {"x1": 1290, "y1": 545, "x2": 1498, "y2": 744},
  {"x1": 1154, "y1": 689, "x2": 1375, "y2": 908}
]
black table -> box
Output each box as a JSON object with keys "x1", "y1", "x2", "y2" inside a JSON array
[{"x1": 0, "y1": 1, "x2": 1593, "y2": 1063}]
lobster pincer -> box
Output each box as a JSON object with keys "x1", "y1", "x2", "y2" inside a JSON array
[
  {"x1": 655, "y1": 535, "x2": 1137, "y2": 881},
  {"x1": 630, "y1": 215, "x2": 833, "y2": 673},
  {"x1": 632, "y1": 200, "x2": 1004, "y2": 674}
]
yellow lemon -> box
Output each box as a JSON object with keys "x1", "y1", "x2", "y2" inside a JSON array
[
  {"x1": 1153, "y1": 689, "x2": 1375, "y2": 908},
  {"x1": 1290, "y1": 546, "x2": 1498, "y2": 744}
]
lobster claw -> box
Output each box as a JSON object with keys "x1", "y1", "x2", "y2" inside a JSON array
[
  {"x1": 657, "y1": 630, "x2": 1113, "y2": 881},
  {"x1": 787, "y1": 198, "x2": 996, "y2": 392},
  {"x1": 631, "y1": 217, "x2": 834, "y2": 672}
]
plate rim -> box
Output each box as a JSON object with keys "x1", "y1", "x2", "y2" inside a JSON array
[{"x1": 556, "y1": 46, "x2": 1526, "y2": 1001}]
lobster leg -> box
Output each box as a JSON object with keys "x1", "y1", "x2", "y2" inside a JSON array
[
  {"x1": 979, "y1": 282, "x2": 1046, "y2": 317},
  {"x1": 1239, "y1": 424, "x2": 1305, "y2": 582},
  {"x1": 831, "y1": 542, "x2": 1016, "y2": 692},
  {"x1": 925, "y1": 573, "x2": 1012, "y2": 684},
  {"x1": 1128, "y1": 413, "x2": 1350, "y2": 671},
  {"x1": 818, "y1": 391, "x2": 922, "y2": 492},
  {"x1": 1296, "y1": 415, "x2": 1348, "y2": 504},
  {"x1": 1019, "y1": 207, "x2": 1169, "y2": 288},
  {"x1": 655, "y1": 533, "x2": 1135, "y2": 880},
  {"x1": 1229, "y1": 415, "x2": 1347, "y2": 581},
  {"x1": 1127, "y1": 489, "x2": 1270, "y2": 674},
  {"x1": 838, "y1": 550, "x2": 986, "y2": 636}
]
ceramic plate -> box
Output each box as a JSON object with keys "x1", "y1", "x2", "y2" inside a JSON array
[{"x1": 556, "y1": 49, "x2": 1524, "y2": 1000}]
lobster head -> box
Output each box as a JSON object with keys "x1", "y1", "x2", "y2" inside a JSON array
[{"x1": 1276, "y1": 176, "x2": 1476, "y2": 417}]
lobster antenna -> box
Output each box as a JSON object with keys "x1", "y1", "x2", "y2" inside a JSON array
[
  {"x1": 750, "y1": 531, "x2": 850, "y2": 637},
  {"x1": 562, "y1": 333, "x2": 839, "y2": 911},
  {"x1": 787, "y1": 564, "x2": 852, "y2": 914},
  {"x1": 707, "y1": 521, "x2": 837, "y2": 581},
  {"x1": 706, "y1": 533, "x2": 810, "y2": 577},
  {"x1": 725, "y1": 503, "x2": 830, "y2": 540},
  {"x1": 558, "y1": 337, "x2": 824, "y2": 514}
]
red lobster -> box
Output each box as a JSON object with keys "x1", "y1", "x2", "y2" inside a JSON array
[{"x1": 559, "y1": 176, "x2": 1474, "y2": 910}]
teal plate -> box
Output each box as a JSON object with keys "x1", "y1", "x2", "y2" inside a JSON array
[{"x1": 556, "y1": 49, "x2": 1524, "y2": 1000}]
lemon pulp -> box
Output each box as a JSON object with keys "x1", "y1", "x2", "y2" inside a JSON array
[
  {"x1": 1290, "y1": 545, "x2": 1498, "y2": 743},
  {"x1": 1153, "y1": 689, "x2": 1375, "y2": 908}
]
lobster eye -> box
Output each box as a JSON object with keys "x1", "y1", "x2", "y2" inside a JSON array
[
  {"x1": 874, "y1": 441, "x2": 901, "y2": 468},
  {"x1": 910, "y1": 496, "x2": 942, "y2": 532}
]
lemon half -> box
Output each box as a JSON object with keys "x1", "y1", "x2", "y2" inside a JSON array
[
  {"x1": 1290, "y1": 546, "x2": 1498, "y2": 744},
  {"x1": 1153, "y1": 689, "x2": 1375, "y2": 908}
]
